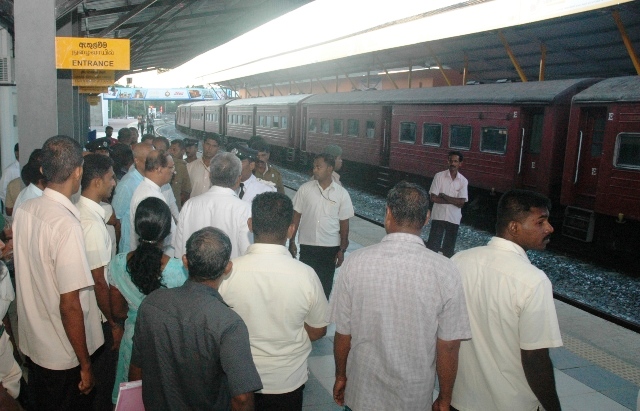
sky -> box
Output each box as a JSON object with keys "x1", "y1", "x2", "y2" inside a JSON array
[{"x1": 117, "y1": 0, "x2": 629, "y2": 89}]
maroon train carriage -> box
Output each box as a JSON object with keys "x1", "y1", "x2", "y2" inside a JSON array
[
  {"x1": 175, "y1": 102, "x2": 196, "y2": 134},
  {"x1": 300, "y1": 79, "x2": 596, "y2": 195},
  {"x1": 225, "y1": 95, "x2": 313, "y2": 159},
  {"x1": 204, "y1": 99, "x2": 231, "y2": 136},
  {"x1": 561, "y1": 76, "x2": 640, "y2": 251},
  {"x1": 189, "y1": 101, "x2": 207, "y2": 136}
]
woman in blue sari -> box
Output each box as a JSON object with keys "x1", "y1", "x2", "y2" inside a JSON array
[{"x1": 108, "y1": 197, "x2": 187, "y2": 404}]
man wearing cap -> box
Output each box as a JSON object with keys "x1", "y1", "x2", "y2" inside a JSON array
[
  {"x1": 231, "y1": 144, "x2": 276, "y2": 203},
  {"x1": 85, "y1": 138, "x2": 112, "y2": 156},
  {"x1": 323, "y1": 145, "x2": 343, "y2": 186},
  {"x1": 184, "y1": 139, "x2": 199, "y2": 164},
  {"x1": 251, "y1": 141, "x2": 284, "y2": 194},
  {"x1": 187, "y1": 135, "x2": 221, "y2": 198}
]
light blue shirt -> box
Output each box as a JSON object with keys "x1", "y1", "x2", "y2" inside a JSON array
[{"x1": 112, "y1": 168, "x2": 143, "y2": 253}]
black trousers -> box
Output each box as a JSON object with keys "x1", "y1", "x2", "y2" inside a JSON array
[
  {"x1": 92, "y1": 322, "x2": 118, "y2": 411},
  {"x1": 254, "y1": 384, "x2": 304, "y2": 411},
  {"x1": 27, "y1": 356, "x2": 97, "y2": 411},
  {"x1": 425, "y1": 220, "x2": 460, "y2": 258},
  {"x1": 299, "y1": 245, "x2": 340, "y2": 299}
]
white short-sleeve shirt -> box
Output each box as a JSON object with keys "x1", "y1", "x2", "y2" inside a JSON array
[
  {"x1": 429, "y1": 169, "x2": 468, "y2": 225},
  {"x1": 173, "y1": 185, "x2": 251, "y2": 259},
  {"x1": 240, "y1": 174, "x2": 276, "y2": 203},
  {"x1": 451, "y1": 237, "x2": 563, "y2": 411},
  {"x1": 292, "y1": 180, "x2": 354, "y2": 247},
  {"x1": 14, "y1": 189, "x2": 104, "y2": 370},
  {"x1": 219, "y1": 243, "x2": 328, "y2": 394},
  {"x1": 186, "y1": 159, "x2": 211, "y2": 198}
]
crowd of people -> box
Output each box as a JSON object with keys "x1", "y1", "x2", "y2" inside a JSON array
[{"x1": 0, "y1": 127, "x2": 566, "y2": 411}]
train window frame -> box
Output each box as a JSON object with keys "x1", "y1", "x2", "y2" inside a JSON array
[
  {"x1": 267, "y1": 116, "x2": 273, "y2": 128},
  {"x1": 399, "y1": 122, "x2": 417, "y2": 144},
  {"x1": 321, "y1": 118, "x2": 330, "y2": 134},
  {"x1": 422, "y1": 123, "x2": 442, "y2": 146},
  {"x1": 273, "y1": 116, "x2": 280, "y2": 128},
  {"x1": 259, "y1": 116, "x2": 266, "y2": 127},
  {"x1": 333, "y1": 119, "x2": 344, "y2": 136},
  {"x1": 347, "y1": 119, "x2": 359, "y2": 137},
  {"x1": 614, "y1": 132, "x2": 640, "y2": 170},
  {"x1": 449, "y1": 125, "x2": 473, "y2": 150},
  {"x1": 309, "y1": 118, "x2": 318, "y2": 132},
  {"x1": 366, "y1": 120, "x2": 375, "y2": 138},
  {"x1": 241, "y1": 115, "x2": 246, "y2": 125},
  {"x1": 480, "y1": 127, "x2": 508, "y2": 154},
  {"x1": 248, "y1": 115, "x2": 252, "y2": 125},
  {"x1": 281, "y1": 116, "x2": 287, "y2": 129}
]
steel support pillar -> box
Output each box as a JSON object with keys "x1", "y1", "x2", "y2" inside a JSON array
[
  {"x1": 498, "y1": 30, "x2": 528, "y2": 82},
  {"x1": 612, "y1": 10, "x2": 640, "y2": 75}
]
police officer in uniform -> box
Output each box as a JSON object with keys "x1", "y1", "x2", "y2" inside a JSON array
[
  {"x1": 229, "y1": 144, "x2": 276, "y2": 203},
  {"x1": 250, "y1": 141, "x2": 284, "y2": 194}
]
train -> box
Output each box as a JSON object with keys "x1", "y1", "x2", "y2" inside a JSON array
[{"x1": 176, "y1": 76, "x2": 640, "y2": 254}]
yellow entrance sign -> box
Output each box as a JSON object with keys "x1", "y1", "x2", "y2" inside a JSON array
[
  {"x1": 72, "y1": 70, "x2": 114, "y2": 87},
  {"x1": 87, "y1": 95, "x2": 101, "y2": 106},
  {"x1": 56, "y1": 37, "x2": 130, "y2": 70},
  {"x1": 78, "y1": 86, "x2": 109, "y2": 94}
]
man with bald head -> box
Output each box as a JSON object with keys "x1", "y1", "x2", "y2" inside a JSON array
[{"x1": 112, "y1": 143, "x2": 153, "y2": 253}]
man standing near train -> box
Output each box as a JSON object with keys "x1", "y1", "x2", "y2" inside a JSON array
[
  {"x1": 425, "y1": 151, "x2": 468, "y2": 258},
  {"x1": 450, "y1": 189, "x2": 562, "y2": 411}
]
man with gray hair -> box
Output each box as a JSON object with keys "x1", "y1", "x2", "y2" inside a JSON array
[
  {"x1": 173, "y1": 152, "x2": 251, "y2": 259},
  {"x1": 130, "y1": 227, "x2": 262, "y2": 410}
]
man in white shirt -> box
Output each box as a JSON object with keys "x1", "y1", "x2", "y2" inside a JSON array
[
  {"x1": 12, "y1": 148, "x2": 46, "y2": 214},
  {"x1": 426, "y1": 150, "x2": 468, "y2": 257},
  {"x1": 289, "y1": 153, "x2": 354, "y2": 299},
  {"x1": 187, "y1": 135, "x2": 220, "y2": 197},
  {"x1": 451, "y1": 189, "x2": 562, "y2": 411},
  {"x1": 130, "y1": 150, "x2": 176, "y2": 254},
  {"x1": 76, "y1": 154, "x2": 119, "y2": 411},
  {"x1": 174, "y1": 152, "x2": 250, "y2": 259},
  {"x1": 219, "y1": 192, "x2": 328, "y2": 410},
  {"x1": 0, "y1": 144, "x2": 20, "y2": 208},
  {"x1": 14, "y1": 136, "x2": 104, "y2": 410},
  {"x1": 229, "y1": 144, "x2": 276, "y2": 203}
]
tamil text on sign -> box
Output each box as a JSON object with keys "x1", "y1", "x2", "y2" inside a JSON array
[{"x1": 56, "y1": 37, "x2": 130, "y2": 70}]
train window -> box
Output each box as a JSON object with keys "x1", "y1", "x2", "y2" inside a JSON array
[
  {"x1": 321, "y1": 119, "x2": 330, "y2": 134},
  {"x1": 259, "y1": 116, "x2": 266, "y2": 127},
  {"x1": 480, "y1": 127, "x2": 507, "y2": 154},
  {"x1": 248, "y1": 115, "x2": 252, "y2": 125},
  {"x1": 366, "y1": 121, "x2": 375, "y2": 138},
  {"x1": 267, "y1": 116, "x2": 273, "y2": 127},
  {"x1": 614, "y1": 133, "x2": 640, "y2": 170},
  {"x1": 241, "y1": 115, "x2": 246, "y2": 125},
  {"x1": 348, "y1": 119, "x2": 359, "y2": 137},
  {"x1": 422, "y1": 123, "x2": 442, "y2": 146},
  {"x1": 309, "y1": 118, "x2": 318, "y2": 132},
  {"x1": 233, "y1": 114, "x2": 238, "y2": 124},
  {"x1": 529, "y1": 114, "x2": 544, "y2": 154},
  {"x1": 273, "y1": 116, "x2": 280, "y2": 128},
  {"x1": 400, "y1": 122, "x2": 417, "y2": 143},
  {"x1": 334, "y1": 119, "x2": 344, "y2": 135},
  {"x1": 228, "y1": 114, "x2": 232, "y2": 123},
  {"x1": 450, "y1": 125, "x2": 472, "y2": 150},
  {"x1": 281, "y1": 116, "x2": 287, "y2": 129}
]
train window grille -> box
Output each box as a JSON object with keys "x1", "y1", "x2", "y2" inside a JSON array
[
  {"x1": 366, "y1": 121, "x2": 375, "y2": 138},
  {"x1": 273, "y1": 116, "x2": 280, "y2": 128},
  {"x1": 591, "y1": 117, "x2": 606, "y2": 158},
  {"x1": 480, "y1": 127, "x2": 507, "y2": 154},
  {"x1": 399, "y1": 122, "x2": 417, "y2": 143},
  {"x1": 281, "y1": 116, "x2": 287, "y2": 129},
  {"x1": 422, "y1": 123, "x2": 442, "y2": 146},
  {"x1": 334, "y1": 119, "x2": 344, "y2": 135},
  {"x1": 614, "y1": 133, "x2": 640, "y2": 170},
  {"x1": 529, "y1": 114, "x2": 544, "y2": 154},
  {"x1": 309, "y1": 118, "x2": 318, "y2": 132},
  {"x1": 348, "y1": 119, "x2": 359, "y2": 137},
  {"x1": 450, "y1": 125, "x2": 472, "y2": 150},
  {"x1": 321, "y1": 119, "x2": 330, "y2": 134}
]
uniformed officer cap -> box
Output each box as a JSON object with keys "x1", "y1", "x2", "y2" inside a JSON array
[
  {"x1": 228, "y1": 143, "x2": 257, "y2": 163},
  {"x1": 183, "y1": 138, "x2": 199, "y2": 147},
  {"x1": 85, "y1": 137, "x2": 112, "y2": 152}
]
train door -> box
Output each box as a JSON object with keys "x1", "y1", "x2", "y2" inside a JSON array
[
  {"x1": 519, "y1": 108, "x2": 545, "y2": 190},
  {"x1": 574, "y1": 107, "x2": 607, "y2": 206},
  {"x1": 381, "y1": 106, "x2": 392, "y2": 167}
]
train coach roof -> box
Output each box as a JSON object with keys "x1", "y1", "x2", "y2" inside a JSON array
[
  {"x1": 303, "y1": 78, "x2": 597, "y2": 106},
  {"x1": 573, "y1": 76, "x2": 640, "y2": 103},
  {"x1": 189, "y1": 100, "x2": 233, "y2": 107},
  {"x1": 226, "y1": 94, "x2": 313, "y2": 107}
]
